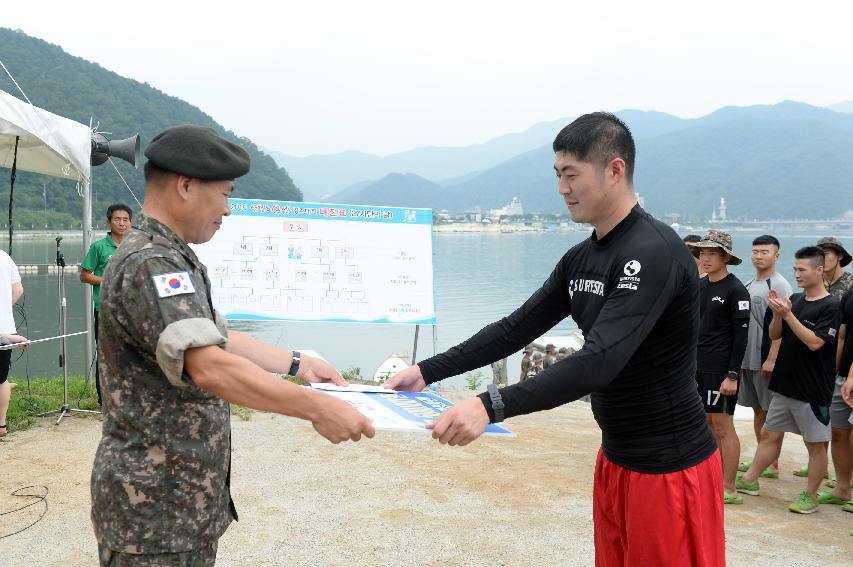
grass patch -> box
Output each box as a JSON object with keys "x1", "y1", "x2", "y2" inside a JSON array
[
  {"x1": 230, "y1": 404, "x2": 253, "y2": 421},
  {"x1": 5, "y1": 375, "x2": 99, "y2": 434}
]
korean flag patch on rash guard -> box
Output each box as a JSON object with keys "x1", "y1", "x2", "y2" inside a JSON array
[
  {"x1": 738, "y1": 300, "x2": 749, "y2": 310},
  {"x1": 153, "y1": 272, "x2": 196, "y2": 298}
]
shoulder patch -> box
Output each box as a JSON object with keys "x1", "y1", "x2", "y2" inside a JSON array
[
  {"x1": 738, "y1": 301, "x2": 749, "y2": 310},
  {"x1": 152, "y1": 272, "x2": 196, "y2": 298}
]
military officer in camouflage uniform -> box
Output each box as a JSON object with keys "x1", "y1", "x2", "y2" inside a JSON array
[
  {"x1": 817, "y1": 237, "x2": 853, "y2": 299},
  {"x1": 92, "y1": 125, "x2": 375, "y2": 566}
]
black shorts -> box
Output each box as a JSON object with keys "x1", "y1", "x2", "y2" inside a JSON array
[
  {"x1": 0, "y1": 349, "x2": 11, "y2": 384},
  {"x1": 696, "y1": 370, "x2": 737, "y2": 415}
]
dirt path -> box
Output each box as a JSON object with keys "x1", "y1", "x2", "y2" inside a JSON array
[{"x1": 1, "y1": 391, "x2": 851, "y2": 566}]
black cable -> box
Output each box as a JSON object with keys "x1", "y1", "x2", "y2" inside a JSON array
[
  {"x1": 8, "y1": 135, "x2": 18, "y2": 257},
  {"x1": 0, "y1": 485, "x2": 49, "y2": 539}
]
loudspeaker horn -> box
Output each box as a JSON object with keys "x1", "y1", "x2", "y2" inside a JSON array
[{"x1": 91, "y1": 133, "x2": 140, "y2": 167}]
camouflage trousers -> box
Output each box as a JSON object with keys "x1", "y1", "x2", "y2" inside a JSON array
[{"x1": 98, "y1": 541, "x2": 218, "y2": 567}]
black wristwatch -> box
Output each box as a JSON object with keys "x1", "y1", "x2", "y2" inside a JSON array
[
  {"x1": 288, "y1": 351, "x2": 301, "y2": 377},
  {"x1": 486, "y1": 383, "x2": 505, "y2": 423},
  {"x1": 725, "y1": 370, "x2": 739, "y2": 381}
]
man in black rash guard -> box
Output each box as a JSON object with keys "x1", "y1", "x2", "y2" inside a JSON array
[
  {"x1": 385, "y1": 112, "x2": 724, "y2": 567},
  {"x1": 688, "y1": 230, "x2": 750, "y2": 505}
]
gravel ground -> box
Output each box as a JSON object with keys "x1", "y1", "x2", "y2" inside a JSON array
[{"x1": 1, "y1": 389, "x2": 852, "y2": 566}]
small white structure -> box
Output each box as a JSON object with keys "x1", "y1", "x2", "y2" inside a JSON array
[
  {"x1": 373, "y1": 354, "x2": 410, "y2": 383},
  {"x1": 710, "y1": 197, "x2": 727, "y2": 223}
]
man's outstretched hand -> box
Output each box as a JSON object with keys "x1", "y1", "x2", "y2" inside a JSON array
[
  {"x1": 383, "y1": 364, "x2": 427, "y2": 392},
  {"x1": 426, "y1": 397, "x2": 490, "y2": 446}
]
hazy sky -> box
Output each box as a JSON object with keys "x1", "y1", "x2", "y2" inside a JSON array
[{"x1": 4, "y1": 1, "x2": 852, "y2": 156}]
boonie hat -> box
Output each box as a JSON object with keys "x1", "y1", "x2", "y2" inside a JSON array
[
  {"x1": 816, "y1": 237, "x2": 852, "y2": 267},
  {"x1": 687, "y1": 229, "x2": 742, "y2": 265}
]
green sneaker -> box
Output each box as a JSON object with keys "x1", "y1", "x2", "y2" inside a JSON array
[
  {"x1": 817, "y1": 491, "x2": 848, "y2": 505},
  {"x1": 760, "y1": 468, "x2": 779, "y2": 479},
  {"x1": 724, "y1": 490, "x2": 743, "y2": 505},
  {"x1": 738, "y1": 460, "x2": 752, "y2": 473},
  {"x1": 789, "y1": 491, "x2": 819, "y2": 514},
  {"x1": 735, "y1": 475, "x2": 760, "y2": 496},
  {"x1": 842, "y1": 501, "x2": 853, "y2": 513}
]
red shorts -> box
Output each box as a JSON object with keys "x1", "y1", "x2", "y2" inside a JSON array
[{"x1": 593, "y1": 449, "x2": 725, "y2": 567}]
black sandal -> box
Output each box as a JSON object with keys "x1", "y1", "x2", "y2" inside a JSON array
[{"x1": 0, "y1": 424, "x2": 7, "y2": 437}]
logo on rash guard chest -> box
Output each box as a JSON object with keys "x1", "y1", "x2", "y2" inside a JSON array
[
  {"x1": 568, "y1": 278, "x2": 605, "y2": 299},
  {"x1": 617, "y1": 260, "x2": 641, "y2": 291}
]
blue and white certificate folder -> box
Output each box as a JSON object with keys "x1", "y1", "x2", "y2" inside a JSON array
[{"x1": 311, "y1": 384, "x2": 515, "y2": 437}]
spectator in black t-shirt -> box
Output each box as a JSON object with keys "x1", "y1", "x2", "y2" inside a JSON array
[
  {"x1": 737, "y1": 247, "x2": 841, "y2": 515},
  {"x1": 688, "y1": 230, "x2": 750, "y2": 504}
]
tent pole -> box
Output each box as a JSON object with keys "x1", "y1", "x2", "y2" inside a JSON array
[{"x1": 83, "y1": 179, "x2": 94, "y2": 385}]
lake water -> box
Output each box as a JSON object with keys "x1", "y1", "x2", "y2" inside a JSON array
[{"x1": 0, "y1": 230, "x2": 837, "y2": 388}]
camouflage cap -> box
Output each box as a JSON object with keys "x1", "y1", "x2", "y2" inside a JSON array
[
  {"x1": 816, "y1": 237, "x2": 852, "y2": 267},
  {"x1": 523, "y1": 345, "x2": 534, "y2": 352},
  {"x1": 687, "y1": 229, "x2": 742, "y2": 265}
]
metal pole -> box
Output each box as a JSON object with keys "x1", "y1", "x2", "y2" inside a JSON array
[
  {"x1": 83, "y1": 179, "x2": 94, "y2": 383},
  {"x1": 60, "y1": 266, "x2": 69, "y2": 421},
  {"x1": 412, "y1": 325, "x2": 420, "y2": 364}
]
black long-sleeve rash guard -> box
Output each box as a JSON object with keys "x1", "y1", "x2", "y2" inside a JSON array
[
  {"x1": 419, "y1": 205, "x2": 716, "y2": 473},
  {"x1": 728, "y1": 320, "x2": 749, "y2": 372}
]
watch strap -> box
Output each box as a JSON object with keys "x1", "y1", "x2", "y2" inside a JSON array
[
  {"x1": 486, "y1": 383, "x2": 505, "y2": 423},
  {"x1": 288, "y1": 351, "x2": 301, "y2": 377}
]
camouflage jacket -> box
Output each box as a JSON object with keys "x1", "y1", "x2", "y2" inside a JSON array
[
  {"x1": 91, "y1": 214, "x2": 235, "y2": 554},
  {"x1": 827, "y1": 271, "x2": 853, "y2": 300}
]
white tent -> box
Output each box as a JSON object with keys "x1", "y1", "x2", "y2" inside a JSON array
[
  {"x1": 0, "y1": 87, "x2": 91, "y2": 184},
  {"x1": 0, "y1": 86, "x2": 95, "y2": 378}
]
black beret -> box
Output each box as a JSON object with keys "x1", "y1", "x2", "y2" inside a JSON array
[{"x1": 144, "y1": 124, "x2": 250, "y2": 180}]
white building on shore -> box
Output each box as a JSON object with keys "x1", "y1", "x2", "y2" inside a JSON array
[{"x1": 490, "y1": 197, "x2": 523, "y2": 217}]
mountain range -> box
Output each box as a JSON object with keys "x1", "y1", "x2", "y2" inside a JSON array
[{"x1": 285, "y1": 102, "x2": 853, "y2": 219}]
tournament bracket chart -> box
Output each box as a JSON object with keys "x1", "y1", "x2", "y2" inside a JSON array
[{"x1": 192, "y1": 198, "x2": 436, "y2": 325}]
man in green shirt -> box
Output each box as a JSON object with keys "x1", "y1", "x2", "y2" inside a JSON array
[{"x1": 80, "y1": 203, "x2": 132, "y2": 405}]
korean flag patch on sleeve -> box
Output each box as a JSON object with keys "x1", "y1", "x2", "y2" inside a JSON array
[
  {"x1": 153, "y1": 272, "x2": 196, "y2": 298},
  {"x1": 738, "y1": 301, "x2": 749, "y2": 310}
]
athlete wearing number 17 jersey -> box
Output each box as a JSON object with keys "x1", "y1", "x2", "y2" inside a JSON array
[{"x1": 384, "y1": 112, "x2": 724, "y2": 567}]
